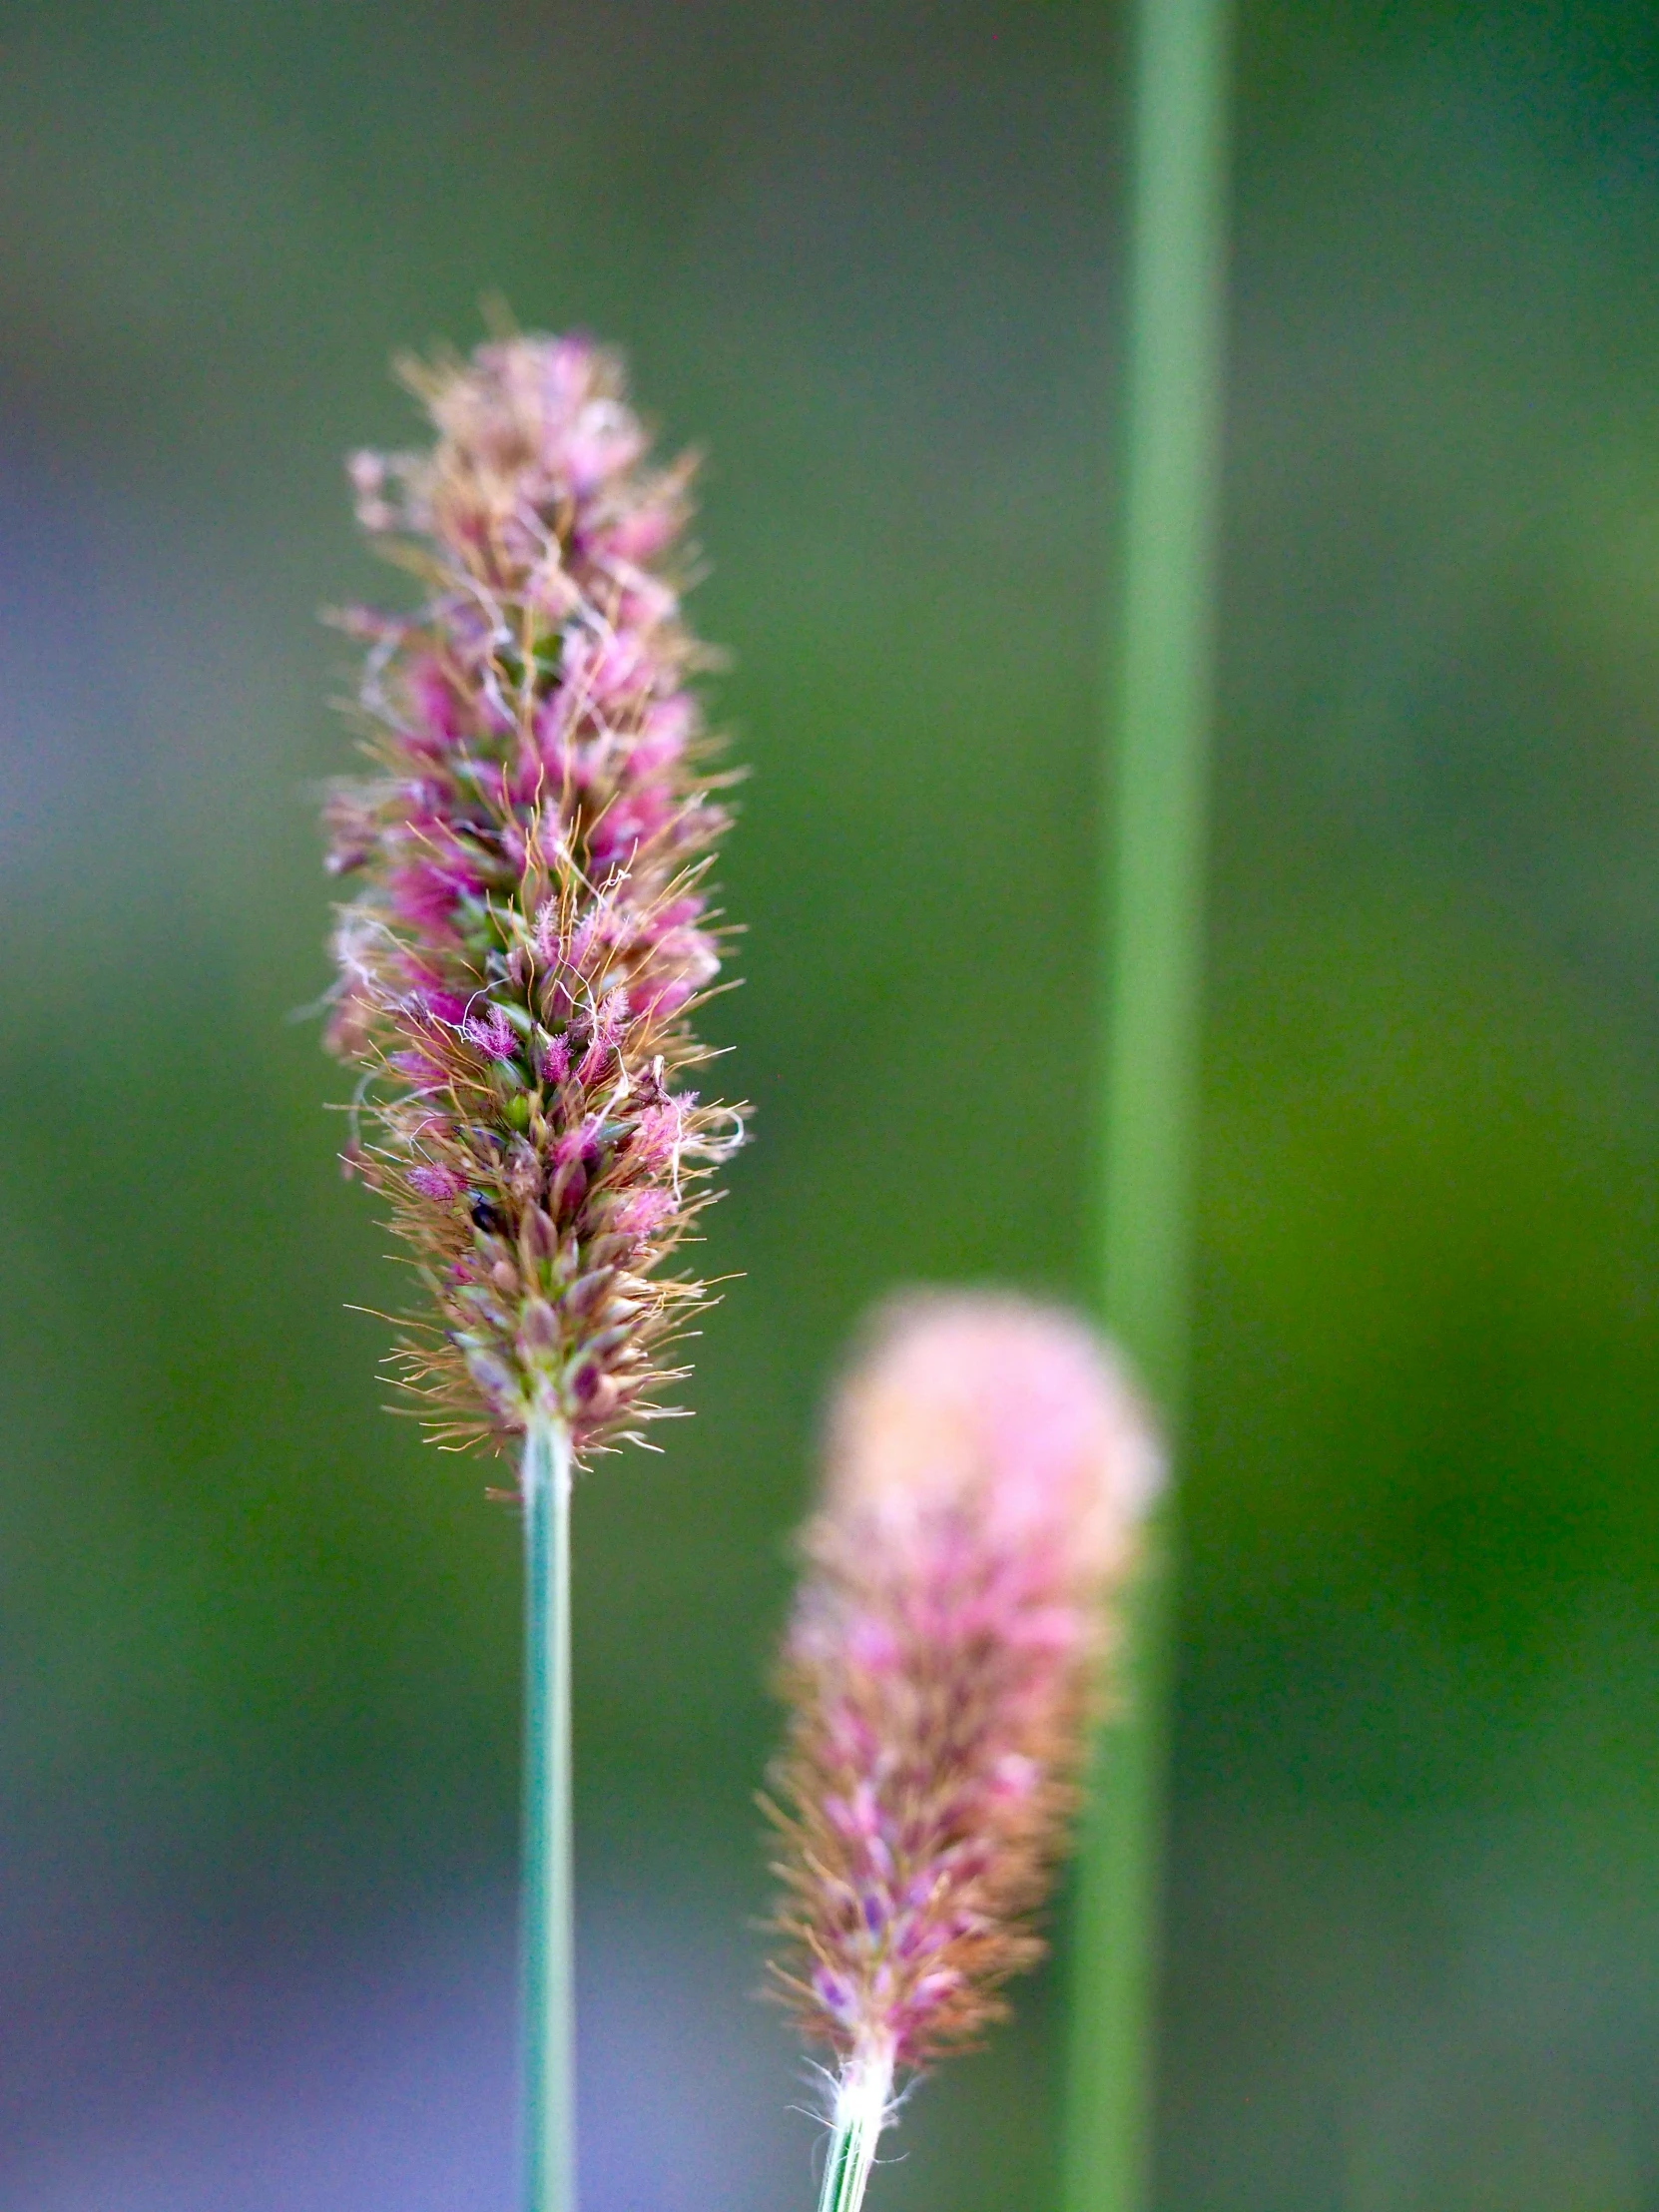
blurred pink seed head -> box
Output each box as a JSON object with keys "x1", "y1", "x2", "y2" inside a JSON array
[
  {"x1": 824, "y1": 1292, "x2": 1162, "y2": 1588},
  {"x1": 768, "y1": 1291, "x2": 1164, "y2": 2076}
]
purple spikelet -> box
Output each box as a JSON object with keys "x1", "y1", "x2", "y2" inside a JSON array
[
  {"x1": 766, "y1": 1292, "x2": 1163, "y2": 2132},
  {"x1": 322, "y1": 329, "x2": 744, "y2": 1456}
]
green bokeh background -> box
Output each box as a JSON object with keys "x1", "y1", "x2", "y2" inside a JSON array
[{"x1": 4, "y1": 3, "x2": 1659, "y2": 2206}]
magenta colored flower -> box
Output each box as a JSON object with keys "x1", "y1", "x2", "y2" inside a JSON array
[
  {"x1": 766, "y1": 1291, "x2": 1162, "y2": 2106},
  {"x1": 321, "y1": 328, "x2": 744, "y2": 1455},
  {"x1": 406, "y1": 1163, "x2": 466, "y2": 1203}
]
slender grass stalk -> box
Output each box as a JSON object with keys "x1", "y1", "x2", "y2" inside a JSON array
[
  {"x1": 1061, "y1": 4, "x2": 1232, "y2": 2212},
  {"x1": 521, "y1": 1414, "x2": 576, "y2": 2212}
]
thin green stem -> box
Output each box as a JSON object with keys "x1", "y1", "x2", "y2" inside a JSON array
[
  {"x1": 521, "y1": 1414, "x2": 576, "y2": 2212},
  {"x1": 816, "y1": 2044, "x2": 893, "y2": 2212},
  {"x1": 1062, "y1": 3, "x2": 1231, "y2": 2212}
]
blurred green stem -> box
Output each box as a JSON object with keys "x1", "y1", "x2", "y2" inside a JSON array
[
  {"x1": 522, "y1": 1414, "x2": 576, "y2": 2212},
  {"x1": 1062, "y1": 3, "x2": 1231, "y2": 2212}
]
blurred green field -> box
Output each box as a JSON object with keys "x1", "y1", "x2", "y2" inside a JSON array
[{"x1": 3, "y1": 4, "x2": 1659, "y2": 2207}]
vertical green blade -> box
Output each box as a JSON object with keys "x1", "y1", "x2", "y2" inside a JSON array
[{"x1": 1062, "y1": 3, "x2": 1232, "y2": 2210}]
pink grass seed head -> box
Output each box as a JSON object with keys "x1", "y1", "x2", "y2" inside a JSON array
[
  {"x1": 767, "y1": 1291, "x2": 1164, "y2": 2073},
  {"x1": 321, "y1": 327, "x2": 745, "y2": 1458}
]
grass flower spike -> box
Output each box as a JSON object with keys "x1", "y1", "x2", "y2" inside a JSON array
[
  {"x1": 325, "y1": 328, "x2": 742, "y2": 1455},
  {"x1": 322, "y1": 327, "x2": 744, "y2": 2212},
  {"x1": 767, "y1": 1293, "x2": 1163, "y2": 2212}
]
